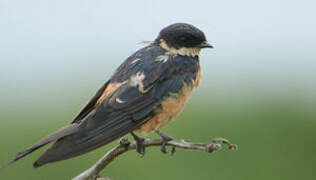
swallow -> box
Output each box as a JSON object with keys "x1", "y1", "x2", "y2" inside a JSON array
[{"x1": 2, "y1": 23, "x2": 213, "y2": 169}]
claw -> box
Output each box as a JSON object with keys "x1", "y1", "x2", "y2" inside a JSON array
[
  {"x1": 161, "y1": 141, "x2": 168, "y2": 154},
  {"x1": 130, "y1": 132, "x2": 146, "y2": 156},
  {"x1": 155, "y1": 130, "x2": 176, "y2": 155},
  {"x1": 211, "y1": 137, "x2": 238, "y2": 150},
  {"x1": 170, "y1": 146, "x2": 176, "y2": 155}
]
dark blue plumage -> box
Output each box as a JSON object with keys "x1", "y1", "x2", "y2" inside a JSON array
[
  {"x1": 31, "y1": 43, "x2": 201, "y2": 165},
  {"x1": 3, "y1": 23, "x2": 212, "y2": 169}
]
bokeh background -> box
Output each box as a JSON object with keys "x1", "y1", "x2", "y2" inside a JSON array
[{"x1": 1, "y1": 0, "x2": 316, "y2": 179}]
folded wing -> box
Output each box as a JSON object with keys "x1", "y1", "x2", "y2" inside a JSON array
[{"x1": 34, "y1": 73, "x2": 186, "y2": 167}]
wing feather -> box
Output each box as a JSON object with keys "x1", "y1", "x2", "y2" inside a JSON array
[{"x1": 33, "y1": 75, "x2": 188, "y2": 167}]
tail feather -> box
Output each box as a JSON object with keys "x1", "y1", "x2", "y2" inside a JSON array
[
  {"x1": 0, "y1": 124, "x2": 79, "y2": 170},
  {"x1": 33, "y1": 119, "x2": 140, "y2": 167}
]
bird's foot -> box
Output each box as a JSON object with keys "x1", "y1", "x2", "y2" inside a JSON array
[
  {"x1": 155, "y1": 130, "x2": 176, "y2": 155},
  {"x1": 130, "y1": 132, "x2": 146, "y2": 156}
]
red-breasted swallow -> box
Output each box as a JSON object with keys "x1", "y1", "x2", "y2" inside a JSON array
[{"x1": 2, "y1": 23, "x2": 213, "y2": 168}]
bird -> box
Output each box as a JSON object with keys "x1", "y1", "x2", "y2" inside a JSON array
[{"x1": 1, "y1": 23, "x2": 213, "y2": 169}]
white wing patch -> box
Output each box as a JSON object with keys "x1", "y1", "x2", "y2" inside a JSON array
[
  {"x1": 155, "y1": 55, "x2": 169, "y2": 63},
  {"x1": 129, "y1": 71, "x2": 149, "y2": 93},
  {"x1": 116, "y1": 97, "x2": 126, "y2": 104},
  {"x1": 129, "y1": 72, "x2": 145, "y2": 87},
  {"x1": 131, "y1": 58, "x2": 141, "y2": 64}
]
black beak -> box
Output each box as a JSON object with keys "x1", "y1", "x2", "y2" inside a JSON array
[{"x1": 198, "y1": 42, "x2": 213, "y2": 49}]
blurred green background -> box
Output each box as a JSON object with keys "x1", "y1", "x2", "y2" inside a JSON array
[{"x1": 1, "y1": 0, "x2": 316, "y2": 179}]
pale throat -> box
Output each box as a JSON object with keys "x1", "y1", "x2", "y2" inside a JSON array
[{"x1": 158, "y1": 39, "x2": 201, "y2": 57}]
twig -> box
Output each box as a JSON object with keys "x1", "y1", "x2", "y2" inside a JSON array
[{"x1": 72, "y1": 137, "x2": 238, "y2": 180}]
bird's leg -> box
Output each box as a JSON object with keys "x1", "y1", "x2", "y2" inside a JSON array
[
  {"x1": 130, "y1": 132, "x2": 146, "y2": 156},
  {"x1": 155, "y1": 130, "x2": 176, "y2": 155}
]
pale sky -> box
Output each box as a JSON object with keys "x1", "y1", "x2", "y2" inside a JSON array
[{"x1": 1, "y1": 0, "x2": 315, "y2": 104}]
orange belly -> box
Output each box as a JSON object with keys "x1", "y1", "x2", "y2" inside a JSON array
[
  {"x1": 139, "y1": 63, "x2": 202, "y2": 134},
  {"x1": 139, "y1": 82, "x2": 195, "y2": 134}
]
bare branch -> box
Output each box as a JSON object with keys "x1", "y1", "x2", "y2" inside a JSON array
[{"x1": 72, "y1": 137, "x2": 238, "y2": 180}]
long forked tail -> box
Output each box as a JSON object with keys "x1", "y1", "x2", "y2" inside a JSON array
[{"x1": 0, "y1": 124, "x2": 79, "y2": 171}]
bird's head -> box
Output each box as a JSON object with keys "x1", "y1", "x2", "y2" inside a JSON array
[{"x1": 155, "y1": 23, "x2": 213, "y2": 56}]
